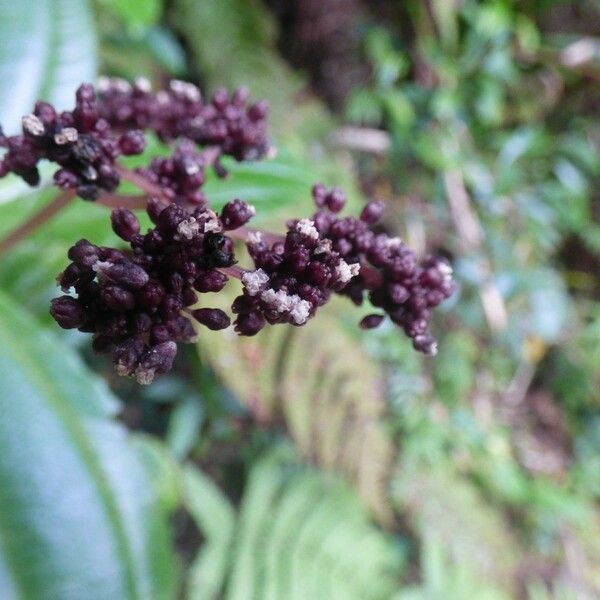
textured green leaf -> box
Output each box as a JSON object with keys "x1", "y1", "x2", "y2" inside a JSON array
[
  {"x1": 0, "y1": 291, "x2": 177, "y2": 599},
  {"x1": 0, "y1": 0, "x2": 97, "y2": 135}
]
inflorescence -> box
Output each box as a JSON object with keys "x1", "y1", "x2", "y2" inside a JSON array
[{"x1": 1, "y1": 78, "x2": 455, "y2": 383}]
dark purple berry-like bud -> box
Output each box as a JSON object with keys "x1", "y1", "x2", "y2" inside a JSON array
[
  {"x1": 326, "y1": 188, "x2": 346, "y2": 213},
  {"x1": 220, "y1": 199, "x2": 256, "y2": 230},
  {"x1": 234, "y1": 311, "x2": 265, "y2": 336},
  {"x1": 118, "y1": 130, "x2": 146, "y2": 155},
  {"x1": 192, "y1": 307, "x2": 231, "y2": 330},
  {"x1": 50, "y1": 296, "x2": 86, "y2": 329},
  {"x1": 360, "y1": 200, "x2": 385, "y2": 224},
  {"x1": 135, "y1": 341, "x2": 177, "y2": 385},
  {"x1": 111, "y1": 208, "x2": 140, "y2": 241},
  {"x1": 100, "y1": 261, "x2": 149, "y2": 289},
  {"x1": 100, "y1": 285, "x2": 136, "y2": 312},
  {"x1": 68, "y1": 239, "x2": 99, "y2": 268},
  {"x1": 194, "y1": 270, "x2": 228, "y2": 293},
  {"x1": 312, "y1": 183, "x2": 327, "y2": 207},
  {"x1": 360, "y1": 314, "x2": 385, "y2": 329},
  {"x1": 113, "y1": 337, "x2": 145, "y2": 376}
]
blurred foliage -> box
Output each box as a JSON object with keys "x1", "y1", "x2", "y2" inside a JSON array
[{"x1": 1, "y1": 0, "x2": 600, "y2": 599}]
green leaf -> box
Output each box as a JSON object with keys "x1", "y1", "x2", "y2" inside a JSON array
[
  {"x1": 185, "y1": 448, "x2": 401, "y2": 600},
  {"x1": 0, "y1": 0, "x2": 97, "y2": 135},
  {"x1": 102, "y1": 0, "x2": 162, "y2": 31},
  {"x1": 0, "y1": 291, "x2": 177, "y2": 599}
]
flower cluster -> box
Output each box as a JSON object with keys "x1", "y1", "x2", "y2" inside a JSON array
[
  {"x1": 50, "y1": 199, "x2": 255, "y2": 384},
  {"x1": 3, "y1": 76, "x2": 455, "y2": 383},
  {"x1": 97, "y1": 77, "x2": 270, "y2": 161},
  {"x1": 0, "y1": 84, "x2": 146, "y2": 200},
  {"x1": 233, "y1": 219, "x2": 360, "y2": 335},
  {"x1": 309, "y1": 185, "x2": 455, "y2": 354}
]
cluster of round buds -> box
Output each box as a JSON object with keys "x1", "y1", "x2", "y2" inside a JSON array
[
  {"x1": 309, "y1": 184, "x2": 455, "y2": 355},
  {"x1": 135, "y1": 140, "x2": 208, "y2": 208},
  {"x1": 0, "y1": 84, "x2": 146, "y2": 199},
  {"x1": 232, "y1": 218, "x2": 360, "y2": 335},
  {"x1": 97, "y1": 77, "x2": 271, "y2": 161},
  {"x1": 49, "y1": 199, "x2": 255, "y2": 383}
]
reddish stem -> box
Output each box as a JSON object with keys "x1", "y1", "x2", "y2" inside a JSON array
[
  {"x1": 97, "y1": 191, "x2": 149, "y2": 209},
  {"x1": 219, "y1": 265, "x2": 245, "y2": 279},
  {"x1": 115, "y1": 163, "x2": 167, "y2": 198},
  {"x1": 0, "y1": 189, "x2": 76, "y2": 255}
]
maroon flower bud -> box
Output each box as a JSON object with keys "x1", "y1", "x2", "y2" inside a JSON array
[
  {"x1": 111, "y1": 208, "x2": 140, "y2": 241},
  {"x1": 234, "y1": 311, "x2": 265, "y2": 336},
  {"x1": 194, "y1": 270, "x2": 228, "y2": 293},
  {"x1": 68, "y1": 239, "x2": 99, "y2": 268},
  {"x1": 100, "y1": 285, "x2": 136, "y2": 312},
  {"x1": 192, "y1": 307, "x2": 231, "y2": 330},
  {"x1": 220, "y1": 199, "x2": 255, "y2": 230},
  {"x1": 360, "y1": 200, "x2": 384, "y2": 224},
  {"x1": 135, "y1": 342, "x2": 177, "y2": 385},
  {"x1": 325, "y1": 188, "x2": 346, "y2": 213},
  {"x1": 360, "y1": 314, "x2": 385, "y2": 329},
  {"x1": 118, "y1": 130, "x2": 146, "y2": 155},
  {"x1": 50, "y1": 296, "x2": 86, "y2": 329},
  {"x1": 113, "y1": 337, "x2": 145, "y2": 376},
  {"x1": 100, "y1": 261, "x2": 149, "y2": 289}
]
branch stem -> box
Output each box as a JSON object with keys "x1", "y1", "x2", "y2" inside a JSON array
[{"x1": 0, "y1": 189, "x2": 76, "y2": 255}]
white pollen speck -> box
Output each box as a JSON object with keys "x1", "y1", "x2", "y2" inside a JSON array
[
  {"x1": 113, "y1": 78, "x2": 132, "y2": 93},
  {"x1": 156, "y1": 91, "x2": 170, "y2": 105},
  {"x1": 335, "y1": 260, "x2": 360, "y2": 283},
  {"x1": 315, "y1": 239, "x2": 332, "y2": 254},
  {"x1": 203, "y1": 212, "x2": 222, "y2": 233},
  {"x1": 22, "y1": 114, "x2": 44, "y2": 136},
  {"x1": 295, "y1": 219, "x2": 319, "y2": 240},
  {"x1": 242, "y1": 269, "x2": 270, "y2": 296},
  {"x1": 289, "y1": 298, "x2": 311, "y2": 325},
  {"x1": 54, "y1": 127, "x2": 78, "y2": 145},
  {"x1": 176, "y1": 218, "x2": 200, "y2": 240},
  {"x1": 135, "y1": 367, "x2": 156, "y2": 385},
  {"x1": 260, "y1": 289, "x2": 293, "y2": 312}
]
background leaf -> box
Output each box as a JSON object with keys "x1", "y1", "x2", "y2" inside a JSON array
[
  {"x1": 0, "y1": 291, "x2": 177, "y2": 599},
  {"x1": 0, "y1": 0, "x2": 97, "y2": 135}
]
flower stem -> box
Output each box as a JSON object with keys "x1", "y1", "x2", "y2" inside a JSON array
[
  {"x1": 114, "y1": 163, "x2": 167, "y2": 198},
  {"x1": 97, "y1": 191, "x2": 149, "y2": 209},
  {"x1": 0, "y1": 189, "x2": 76, "y2": 256}
]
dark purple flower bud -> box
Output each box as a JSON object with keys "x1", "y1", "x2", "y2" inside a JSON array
[
  {"x1": 101, "y1": 285, "x2": 136, "y2": 312},
  {"x1": 360, "y1": 314, "x2": 385, "y2": 329},
  {"x1": 118, "y1": 130, "x2": 146, "y2": 155},
  {"x1": 192, "y1": 307, "x2": 231, "y2": 330},
  {"x1": 360, "y1": 200, "x2": 385, "y2": 224},
  {"x1": 312, "y1": 183, "x2": 327, "y2": 207},
  {"x1": 234, "y1": 311, "x2": 265, "y2": 336},
  {"x1": 135, "y1": 341, "x2": 177, "y2": 384},
  {"x1": 388, "y1": 284, "x2": 409, "y2": 305},
  {"x1": 151, "y1": 324, "x2": 172, "y2": 344},
  {"x1": 306, "y1": 262, "x2": 331, "y2": 286},
  {"x1": 220, "y1": 199, "x2": 255, "y2": 230},
  {"x1": 194, "y1": 269, "x2": 228, "y2": 293},
  {"x1": 326, "y1": 188, "x2": 346, "y2": 213},
  {"x1": 54, "y1": 168, "x2": 79, "y2": 189},
  {"x1": 50, "y1": 296, "x2": 86, "y2": 329},
  {"x1": 111, "y1": 208, "x2": 140, "y2": 241},
  {"x1": 248, "y1": 100, "x2": 268, "y2": 121},
  {"x1": 68, "y1": 239, "x2": 99, "y2": 268},
  {"x1": 160, "y1": 294, "x2": 183, "y2": 320},
  {"x1": 113, "y1": 338, "x2": 145, "y2": 376},
  {"x1": 100, "y1": 261, "x2": 149, "y2": 289}
]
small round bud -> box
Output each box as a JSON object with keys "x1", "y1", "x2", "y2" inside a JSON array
[
  {"x1": 192, "y1": 307, "x2": 231, "y2": 330},
  {"x1": 111, "y1": 208, "x2": 140, "y2": 241},
  {"x1": 360, "y1": 314, "x2": 385, "y2": 329},
  {"x1": 360, "y1": 200, "x2": 385, "y2": 224},
  {"x1": 50, "y1": 296, "x2": 86, "y2": 329}
]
